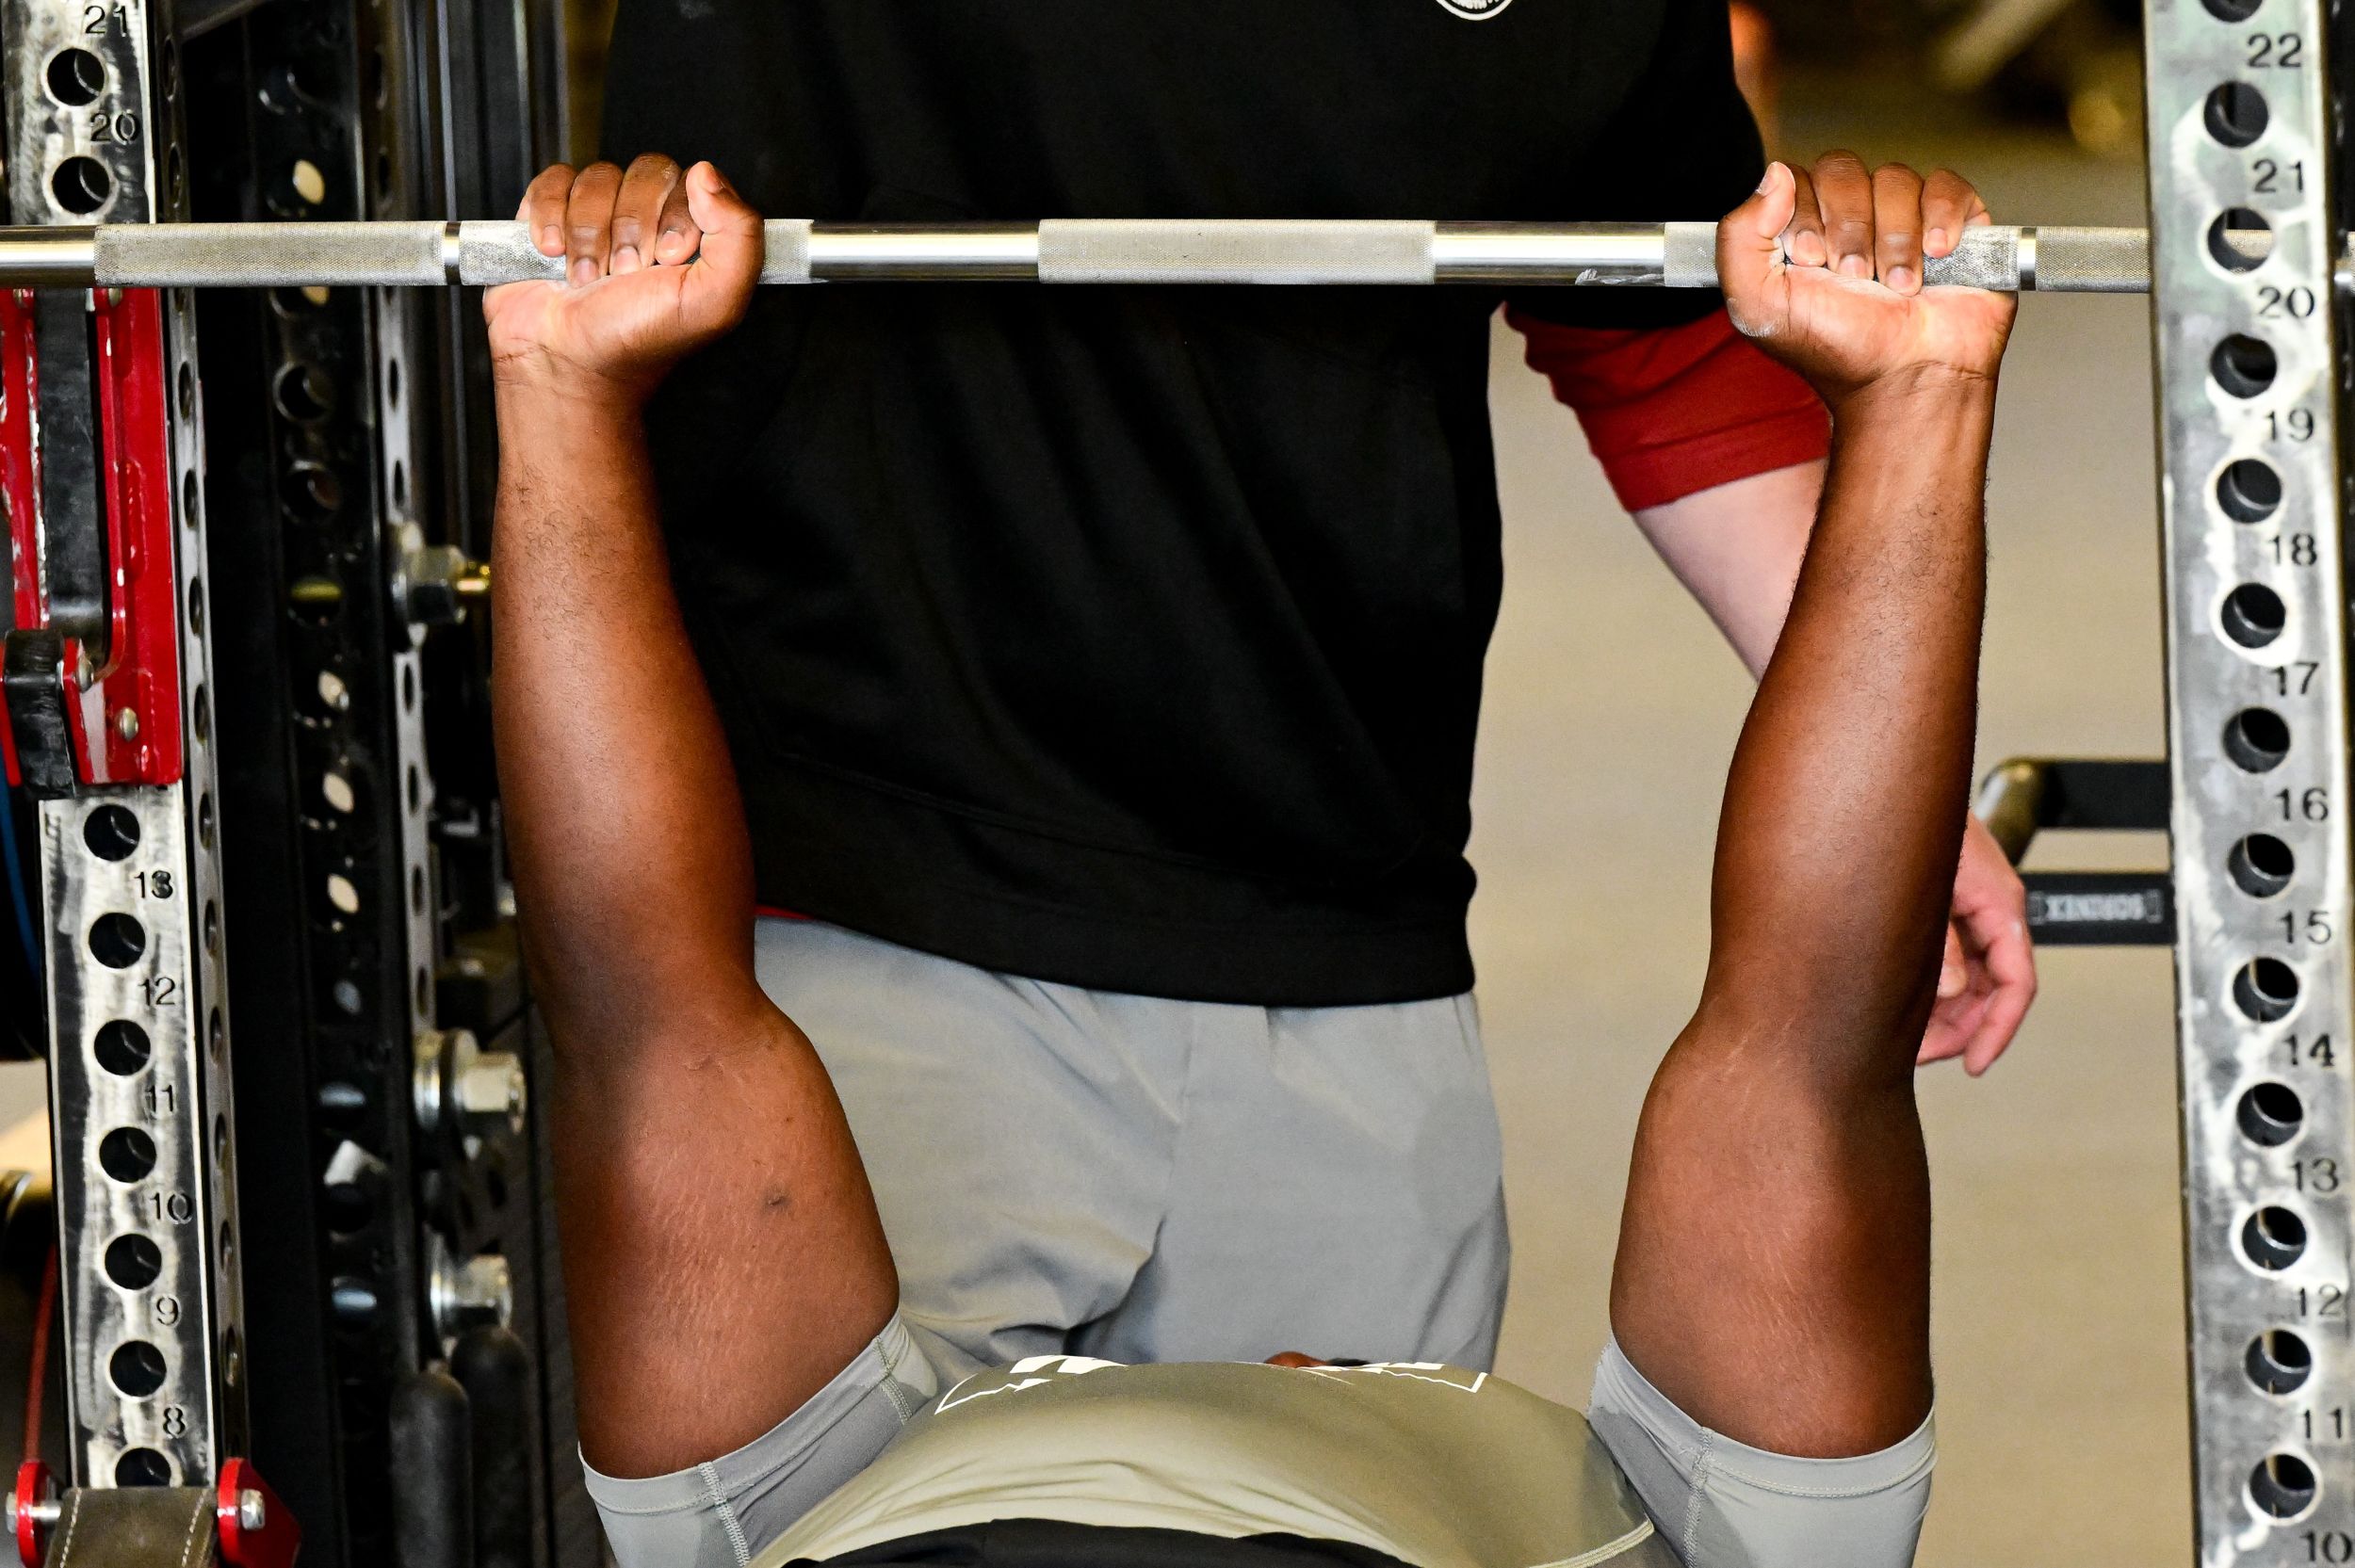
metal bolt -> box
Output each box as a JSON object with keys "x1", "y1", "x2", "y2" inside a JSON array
[
  {"x1": 414, "y1": 1028, "x2": 527, "y2": 1139},
  {"x1": 398, "y1": 542, "x2": 486, "y2": 628},
  {"x1": 236, "y1": 1489, "x2": 265, "y2": 1532},
  {"x1": 430, "y1": 1238, "x2": 512, "y2": 1341},
  {"x1": 112, "y1": 708, "x2": 138, "y2": 741}
]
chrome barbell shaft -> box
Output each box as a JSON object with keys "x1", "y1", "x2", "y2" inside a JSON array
[{"x1": 0, "y1": 218, "x2": 2219, "y2": 293}]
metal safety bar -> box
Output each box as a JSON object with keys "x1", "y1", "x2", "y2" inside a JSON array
[{"x1": 0, "y1": 218, "x2": 2217, "y2": 291}]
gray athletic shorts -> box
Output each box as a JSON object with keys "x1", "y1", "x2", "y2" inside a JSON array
[
  {"x1": 583, "y1": 1317, "x2": 1937, "y2": 1568},
  {"x1": 747, "y1": 916, "x2": 1511, "y2": 1375}
]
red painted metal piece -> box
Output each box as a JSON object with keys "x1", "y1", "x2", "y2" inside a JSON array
[
  {"x1": 0, "y1": 286, "x2": 185, "y2": 791},
  {"x1": 216, "y1": 1458, "x2": 300, "y2": 1568},
  {"x1": 0, "y1": 292, "x2": 40, "y2": 793},
  {"x1": 10, "y1": 1460, "x2": 52, "y2": 1568}
]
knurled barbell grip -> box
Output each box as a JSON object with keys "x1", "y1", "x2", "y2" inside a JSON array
[{"x1": 0, "y1": 218, "x2": 2188, "y2": 292}]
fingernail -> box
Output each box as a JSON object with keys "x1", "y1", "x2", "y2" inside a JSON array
[
  {"x1": 1927, "y1": 226, "x2": 1949, "y2": 252},
  {"x1": 569, "y1": 256, "x2": 597, "y2": 287},
  {"x1": 1887, "y1": 265, "x2": 1917, "y2": 293},
  {"x1": 658, "y1": 228, "x2": 686, "y2": 256},
  {"x1": 539, "y1": 225, "x2": 561, "y2": 253},
  {"x1": 1840, "y1": 253, "x2": 1871, "y2": 279},
  {"x1": 1757, "y1": 162, "x2": 1781, "y2": 194},
  {"x1": 613, "y1": 244, "x2": 641, "y2": 274},
  {"x1": 1795, "y1": 233, "x2": 1826, "y2": 266}
]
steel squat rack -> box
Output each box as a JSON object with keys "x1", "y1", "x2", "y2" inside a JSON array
[{"x1": 0, "y1": 0, "x2": 2345, "y2": 1563}]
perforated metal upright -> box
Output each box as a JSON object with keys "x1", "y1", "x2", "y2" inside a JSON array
[
  {"x1": 2145, "y1": 0, "x2": 2355, "y2": 1559},
  {"x1": 0, "y1": 0, "x2": 244, "y2": 1490}
]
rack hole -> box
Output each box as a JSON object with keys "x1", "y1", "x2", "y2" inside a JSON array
[
  {"x1": 2205, "y1": 81, "x2": 2269, "y2": 147},
  {"x1": 50, "y1": 155, "x2": 111, "y2": 215},
  {"x1": 2231, "y1": 832, "x2": 2297, "y2": 898},
  {"x1": 391, "y1": 460, "x2": 407, "y2": 512},
  {"x1": 411, "y1": 865, "x2": 426, "y2": 913},
  {"x1": 2225, "y1": 707, "x2": 2292, "y2": 773},
  {"x1": 83, "y1": 804, "x2": 140, "y2": 862},
  {"x1": 2249, "y1": 1329, "x2": 2314, "y2": 1395},
  {"x1": 109, "y1": 1339, "x2": 168, "y2": 1398},
  {"x1": 45, "y1": 46, "x2": 104, "y2": 105},
  {"x1": 401, "y1": 664, "x2": 415, "y2": 713},
  {"x1": 104, "y1": 1235, "x2": 162, "y2": 1291},
  {"x1": 333, "y1": 1277, "x2": 381, "y2": 1325},
  {"x1": 2211, "y1": 208, "x2": 2275, "y2": 272},
  {"x1": 2217, "y1": 458, "x2": 2283, "y2": 524},
  {"x1": 115, "y1": 1449, "x2": 171, "y2": 1488},
  {"x1": 325, "y1": 873, "x2": 361, "y2": 916},
  {"x1": 175, "y1": 363, "x2": 195, "y2": 420},
  {"x1": 387, "y1": 358, "x2": 401, "y2": 410},
  {"x1": 2202, "y1": 0, "x2": 2263, "y2": 18},
  {"x1": 321, "y1": 770, "x2": 357, "y2": 816},
  {"x1": 272, "y1": 363, "x2": 333, "y2": 424},
  {"x1": 300, "y1": 670, "x2": 351, "y2": 723},
  {"x1": 187, "y1": 580, "x2": 205, "y2": 638},
  {"x1": 207, "y1": 1006, "x2": 222, "y2": 1060},
  {"x1": 406, "y1": 765, "x2": 421, "y2": 813},
  {"x1": 197, "y1": 793, "x2": 214, "y2": 850},
  {"x1": 181, "y1": 469, "x2": 199, "y2": 532},
  {"x1": 2251, "y1": 1452, "x2": 2318, "y2": 1519},
  {"x1": 2245, "y1": 1204, "x2": 2310, "y2": 1270},
  {"x1": 89, "y1": 913, "x2": 146, "y2": 969},
  {"x1": 290, "y1": 574, "x2": 344, "y2": 627},
  {"x1": 289, "y1": 157, "x2": 327, "y2": 206},
  {"x1": 2239, "y1": 1081, "x2": 2305, "y2": 1146},
  {"x1": 2222, "y1": 583, "x2": 2285, "y2": 649},
  {"x1": 332, "y1": 978, "x2": 363, "y2": 1017},
  {"x1": 2212, "y1": 334, "x2": 2278, "y2": 398},
  {"x1": 284, "y1": 462, "x2": 341, "y2": 524},
  {"x1": 322, "y1": 1183, "x2": 370, "y2": 1236},
  {"x1": 93, "y1": 1020, "x2": 150, "y2": 1075},
  {"x1": 2236, "y1": 957, "x2": 2302, "y2": 1023},
  {"x1": 191, "y1": 686, "x2": 210, "y2": 747},
  {"x1": 98, "y1": 1126, "x2": 156, "y2": 1184}
]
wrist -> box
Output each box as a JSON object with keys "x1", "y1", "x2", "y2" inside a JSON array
[
  {"x1": 1827, "y1": 363, "x2": 1999, "y2": 425},
  {"x1": 493, "y1": 367, "x2": 647, "y2": 441}
]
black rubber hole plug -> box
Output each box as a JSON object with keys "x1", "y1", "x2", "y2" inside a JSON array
[
  {"x1": 104, "y1": 1234, "x2": 162, "y2": 1291},
  {"x1": 83, "y1": 804, "x2": 139, "y2": 862},
  {"x1": 2222, "y1": 583, "x2": 2286, "y2": 649},
  {"x1": 2249, "y1": 1329, "x2": 2314, "y2": 1395},
  {"x1": 2225, "y1": 707, "x2": 2292, "y2": 773},
  {"x1": 2212, "y1": 334, "x2": 2279, "y2": 398},
  {"x1": 2205, "y1": 81, "x2": 2270, "y2": 148},
  {"x1": 2245, "y1": 1205, "x2": 2310, "y2": 1271},
  {"x1": 93, "y1": 1019, "x2": 151, "y2": 1075},
  {"x1": 2239, "y1": 1081, "x2": 2305, "y2": 1146},
  {"x1": 97, "y1": 1126, "x2": 155, "y2": 1184},
  {"x1": 2218, "y1": 458, "x2": 2284, "y2": 524},
  {"x1": 2236, "y1": 957, "x2": 2302, "y2": 1023},
  {"x1": 2231, "y1": 832, "x2": 2298, "y2": 899},
  {"x1": 2252, "y1": 1452, "x2": 2318, "y2": 1519}
]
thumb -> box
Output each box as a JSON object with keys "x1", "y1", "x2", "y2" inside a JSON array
[
  {"x1": 680, "y1": 161, "x2": 763, "y2": 331},
  {"x1": 1716, "y1": 162, "x2": 1795, "y2": 339}
]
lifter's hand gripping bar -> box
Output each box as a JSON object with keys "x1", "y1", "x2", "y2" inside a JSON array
[{"x1": 0, "y1": 219, "x2": 2171, "y2": 291}]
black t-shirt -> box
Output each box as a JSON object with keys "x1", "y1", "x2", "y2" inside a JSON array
[{"x1": 600, "y1": 0, "x2": 1762, "y2": 1007}]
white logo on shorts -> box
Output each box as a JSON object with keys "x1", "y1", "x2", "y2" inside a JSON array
[{"x1": 1433, "y1": 0, "x2": 1515, "y2": 17}]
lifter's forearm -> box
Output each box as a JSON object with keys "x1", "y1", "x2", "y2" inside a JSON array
[{"x1": 1699, "y1": 372, "x2": 1992, "y2": 1061}]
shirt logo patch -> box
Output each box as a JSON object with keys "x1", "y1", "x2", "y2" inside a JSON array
[{"x1": 1432, "y1": 0, "x2": 1514, "y2": 16}]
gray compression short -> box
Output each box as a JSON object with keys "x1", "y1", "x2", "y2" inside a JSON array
[{"x1": 584, "y1": 1317, "x2": 1936, "y2": 1568}]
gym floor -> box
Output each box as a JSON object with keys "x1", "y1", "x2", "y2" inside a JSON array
[{"x1": 1477, "y1": 71, "x2": 2174, "y2": 1566}]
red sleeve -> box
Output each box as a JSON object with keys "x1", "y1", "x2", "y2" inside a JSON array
[{"x1": 1505, "y1": 305, "x2": 1830, "y2": 512}]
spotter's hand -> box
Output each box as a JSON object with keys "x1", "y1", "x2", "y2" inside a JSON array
[
  {"x1": 1717, "y1": 154, "x2": 2017, "y2": 405},
  {"x1": 483, "y1": 155, "x2": 761, "y2": 407}
]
